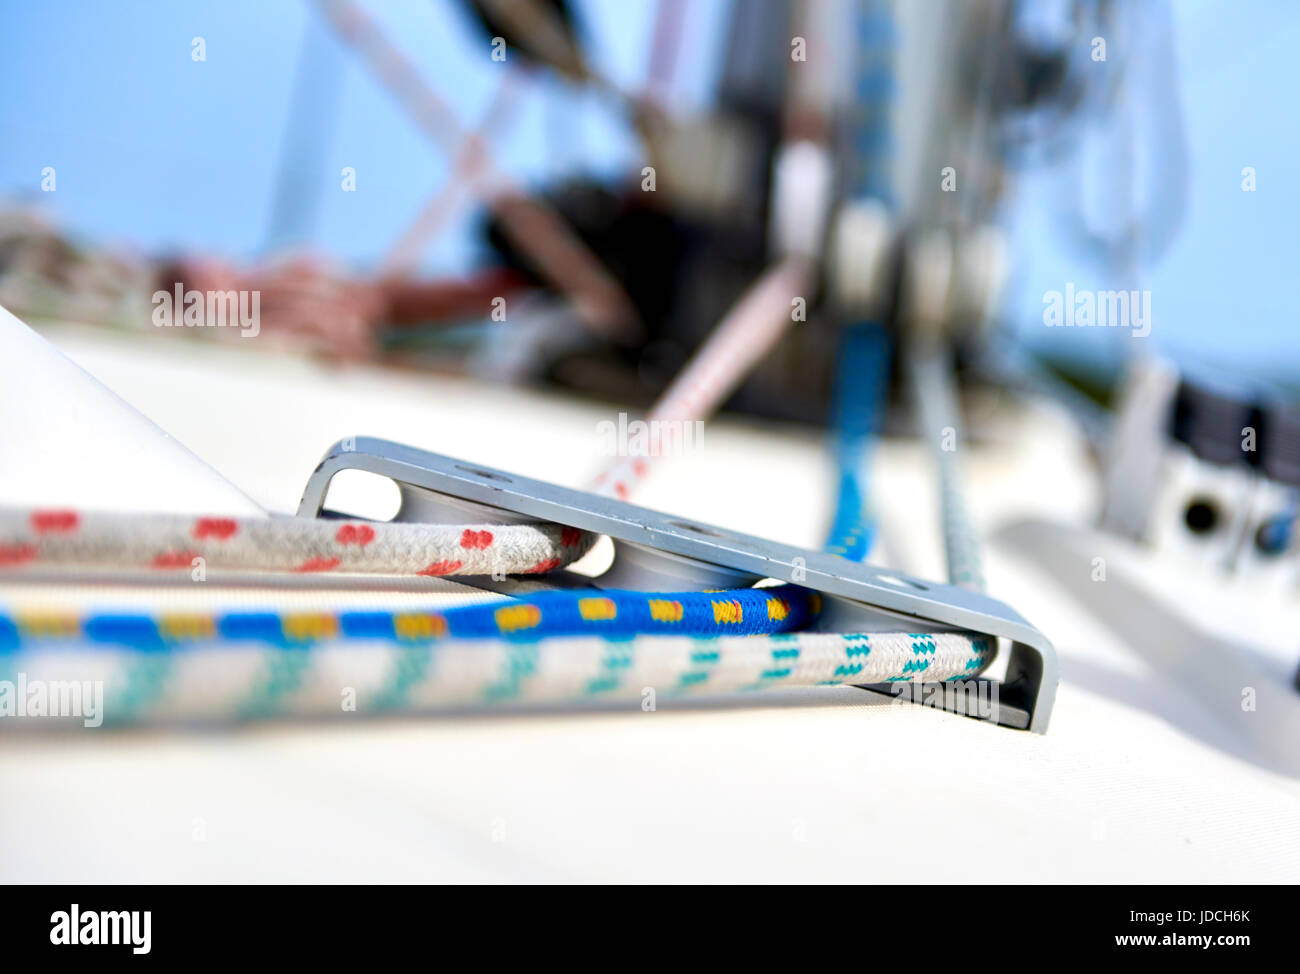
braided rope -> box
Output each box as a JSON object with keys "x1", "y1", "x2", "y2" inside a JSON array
[
  {"x1": 825, "y1": 322, "x2": 891, "y2": 561},
  {"x1": 0, "y1": 585, "x2": 820, "y2": 650},
  {"x1": 906, "y1": 347, "x2": 987, "y2": 591},
  {"x1": 0, "y1": 508, "x2": 594, "y2": 577},
  {"x1": 0, "y1": 626, "x2": 994, "y2": 725},
  {"x1": 594, "y1": 257, "x2": 811, "y2": 498}
]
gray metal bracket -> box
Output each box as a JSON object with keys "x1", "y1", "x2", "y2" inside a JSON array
[{"x1": 297, "y1": 437, "x2": 1058, "y2": 733}]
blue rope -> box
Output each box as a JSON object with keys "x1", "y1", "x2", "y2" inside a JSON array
[
  {"x1": 823, "y1": 1, "x2": 897, "y2": 562},
  {"x1": 824, "y1": 322, "x2": 891, "y2": 561},
  {"x1": 848, "y1": 0, "x2": 896, "y2": 205},
  {"x1": 0, "y1": 585, "x2": 820, "y2": 653}
]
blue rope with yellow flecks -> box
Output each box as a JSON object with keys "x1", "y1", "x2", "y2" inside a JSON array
[{"x1": 0, "y1": 585, "x2": 818, "y2": 654}]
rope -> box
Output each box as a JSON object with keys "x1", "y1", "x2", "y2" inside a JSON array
[
  {"x1": 906, "y1": 346, "x2": 987, "y2": 591},
  {"x1": 0, "y1": 620, "x2": 994, "y2": 725},
  {"x1": 0, "y1": 582, "x2": 995, "y2": 725},
  {"x1": 0, "y1": 508, "x2": 593, "y2": 578},
  {"x1": 822, "y1": 2, "x2": 896, "y2": 564},
  {"x1": 0, "y1": 585, "x2": 818, "y2": 650},
  {"x1": 594, "y1": 257, "x2": 812, "y2": 498},
  {"x1": 824, "y1": 322, "x2": 891, "y2": 561}
]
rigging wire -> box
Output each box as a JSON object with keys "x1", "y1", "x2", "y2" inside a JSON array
[
  {"x1": 381, "y1": 68, "x2": 523, "y2": 275},
  {"x1": 313, "y1": 0, "x2": 642, "y2": 342}
]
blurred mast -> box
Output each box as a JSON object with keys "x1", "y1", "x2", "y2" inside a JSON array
[{"x1": 264, "y1": 13, "x2": 344, "y2": 254}]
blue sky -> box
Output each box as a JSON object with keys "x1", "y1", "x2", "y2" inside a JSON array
[
  {"x1": 0, "y1": 0, "x2": 726, "y2": 265},
  {"x1": 1000, "y1": 1, "x2": 1300, "y2": 382},
  {"x1": 1, "y1": 0, "x2": 1297, "y2": 382}
]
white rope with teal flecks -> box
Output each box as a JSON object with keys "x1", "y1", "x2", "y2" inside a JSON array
[{"x1": 0, "y1": 629, "x2": 994, "y2": 726}]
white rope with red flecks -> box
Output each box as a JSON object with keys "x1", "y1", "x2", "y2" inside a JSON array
[
  {"x1": 0, "y1": 509, "x2": 593, "y2": 578},
  {"x1": 592, "y1": 257, "x2": 812, "y2": 498}
]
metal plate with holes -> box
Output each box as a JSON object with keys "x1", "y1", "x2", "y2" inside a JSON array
[{"x1": 298, "y1": 437, "x2": 1058, "y2": 732}]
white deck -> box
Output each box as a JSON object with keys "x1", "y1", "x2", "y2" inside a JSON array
[{"x1": 3, "y1": 323, "x2": 1298, "y2": 883}]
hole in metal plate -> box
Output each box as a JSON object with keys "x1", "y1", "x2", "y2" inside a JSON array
[{"x1": 321, "y1": 469, "x2": 402, "y2": 522}]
